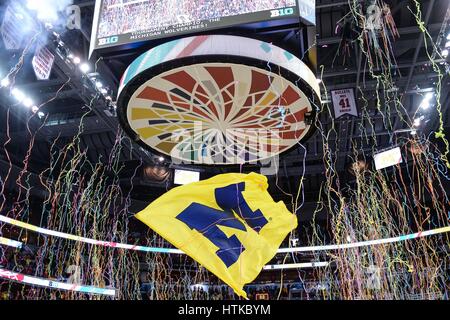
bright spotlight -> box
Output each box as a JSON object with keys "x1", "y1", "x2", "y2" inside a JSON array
[
  {"x1": 424, "y1": 92, "x2": 434, "y2": 101},
  {"x1": 1, "y1": 77, "x2": 10, "y2": 87},
  {"x1": 413, "y1": 118, "x2": 421, "y2": 127},
  {"x1": 31, "y1": 106, "x2": 39, "y2": 113},
  {"x1": 37, "y1": 112, "x2": 45, "y2": 118},
  {"x1": 73, "y1": 57, "x2": 81, "y2": 64},
  {"x1": 445, "y1": 41, "x2": 450, "y2": 48},
  {"x1": 442, "y1": 49, "x2": 449, "y2": 58},
  {"x1": 80, "y1": 63, "x2": 90, "y2": 73},
  {"x1": 27, "y1": 0, "x2": 58, "y2": 23},
  {"x1": 419, "y1": 92, "x2": 434, "y2": 110},
  {"x1": 12, "y1": 88, "x2": 25, "y2": 102},
  {"x1": 23, "y1": 98, "x2": 33, "y2": 108},
  {"x1": 100, "y1": 88, "x2": 107, "y2": 94},
  {"x1": 420, "y1": 100, "x2": 431, "y2": 110},
  {"x1": 95, "y1": 81, "x2": 103, "y2": 88},
  {"x1": 26, "y1": 0, "x2": 39, "y2": 10}
]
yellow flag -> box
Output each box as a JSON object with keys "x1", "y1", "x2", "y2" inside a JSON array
[{"x1": 135, "y1": 172, "x2": 297, "y2": 298}]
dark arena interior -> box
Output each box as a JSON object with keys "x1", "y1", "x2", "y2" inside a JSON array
[{"x1": 0, "y1": 0, "x2": 449, "y2": 307}]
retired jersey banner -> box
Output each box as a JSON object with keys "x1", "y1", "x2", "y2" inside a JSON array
[
  {"x1": 135, "y1": 172, "x2": 297, "y2": 298},
  {"x1": 32, "y1": 45, "x2": 55, "y2": 80},
  {"x1": 1, "y1": 4, "x2": 25, "y2": 50},
  {"x1": 331, "y1": 88, "x2": 358, "y2": 118}
]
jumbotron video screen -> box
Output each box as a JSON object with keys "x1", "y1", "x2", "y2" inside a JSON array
[{"x1": 90, "y1": 0, "x2": 315, "y2": 53}]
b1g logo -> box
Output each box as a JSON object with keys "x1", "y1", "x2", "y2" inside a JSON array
[
  {"x1": 98, "y1": 36, "x2": 119, "y2": 46},
  {"x1": 270, "y1": 7, "x2": 294, "y2": 18}
]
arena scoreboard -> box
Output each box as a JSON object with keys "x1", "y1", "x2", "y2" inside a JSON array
[{"x1": 89, "y1": 0, "x2": 315, "y2": 55}]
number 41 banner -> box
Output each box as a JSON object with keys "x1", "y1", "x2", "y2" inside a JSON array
[{"x1": 331, "y1": 88, "x2": 358, "y2": 118}]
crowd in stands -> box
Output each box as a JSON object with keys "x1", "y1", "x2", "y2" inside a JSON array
[
  {"x1": 0, "y1": 214, "x2": 331, "y2": 300},
  {"x1": 139, "y1": 281, "x2": 308, "y2": 300},
  {"x1": 1, "y1": 239, "x2": 320, "y2": 300},
  {"x1": 2, "y1": 229, "x2": 448, "y2": 300}
]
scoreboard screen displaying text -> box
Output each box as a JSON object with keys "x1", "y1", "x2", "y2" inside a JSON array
[{"x1": 90, "y1": 0, "x2": 315, "y2": 54}]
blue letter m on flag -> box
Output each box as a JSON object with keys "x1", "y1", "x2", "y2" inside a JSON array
[{"x1": 176, "y1": 182, "x2": 268, "y2": 267}]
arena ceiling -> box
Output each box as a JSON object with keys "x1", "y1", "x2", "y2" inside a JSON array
[{"x1": 0, "y1": 0, "x2": 449, "y2": 221}]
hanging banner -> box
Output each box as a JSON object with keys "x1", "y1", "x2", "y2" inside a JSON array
[
  {"x1": 331, "y1": 88, "x2": 358, "y2": 118},
  {"x1": 32, "y1": 46, "x2": 55, "y2": 80},
  {"x1": 1, "y1": 4, "x2": 26, "y2": 50}
]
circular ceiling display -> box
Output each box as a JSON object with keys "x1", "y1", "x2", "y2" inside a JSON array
[{"x1": 117, "y1": 35, "x2": 321, "y2": 165}]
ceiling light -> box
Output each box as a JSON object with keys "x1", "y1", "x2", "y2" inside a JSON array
[
  {"x1": 12, "y1": 88, "x2": 25, "y2": 102},
  {"x1": 445, "y1": 41, "x2": 450, "y2": 48},
  {"x1": 23, "y1": 98, "x2": 33, "y2": 108},
  {"x1": 37, "y1": 112, "x2": 45, "y2": 118},
  {"x1": 26, "y1": 0, "x2": 39, "y2": 10},
  {"x1": 95, "y1": 81, "x2": 103, "y2": 88},
  {"x1": 424, "y1": 92, "x2": 434, "y2": 101},
  {"x1": 1, "y1": 77, "x2": 10, "y2": 87},
  {"x1": 80, "y1": 63, "x2": 90, "y2": 73},
  {"x1": 447, "y1": 33, "x2": 450, "y2": 40},
  {"x1": 413, "y1": 118, "x2": 421, "y2": 127},
  {"x1": 73, "y1": 56, "x2": 81, "y2": 64},
  {"x1": 31, "y1": 106, "x2": 39, "y2": 113},
  {"x1": 27, "y1": 0, "x2": 58, "y2": 23},
  {"x1": 411, "y1": 130, "x2": 417, "y2": 136},
  {"x1": 420, "y1": 100, "x2": 430, "y2": 110},
  {"x1": 158, "y1": 156, "x2": 165, "y2": 162},
  {"x1": 100, "y1": 88, "x2": 107, "y2": 94},
  {"x1": 442, "y1": 49, "x2": 449, "y2": 58}
]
